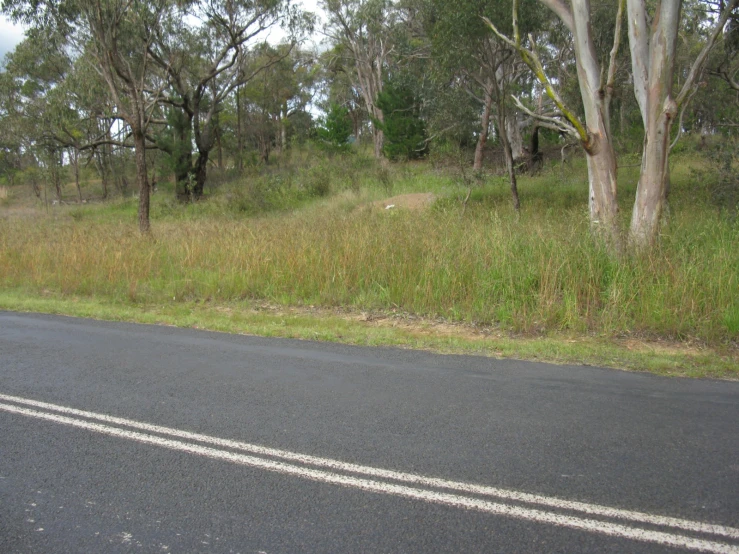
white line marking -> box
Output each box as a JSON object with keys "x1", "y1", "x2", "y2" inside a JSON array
[
  {"x1": 1, "y1": 392, "x2": 737, "y2": 541},
  {"x1": 1, "y1": 402, "x2": 738, "y2": 553}
]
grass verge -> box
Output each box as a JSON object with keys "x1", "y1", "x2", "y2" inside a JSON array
[{"x1": 1, "y1": 291, "x2": 736, "y2": 380}]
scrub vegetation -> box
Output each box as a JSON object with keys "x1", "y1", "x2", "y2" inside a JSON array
[
  {"x1": 1, "y1": 0, "x2": 738, "y2": 377},
  {"x1": 1, "y1": 146, "x2": 737, "y2": 378}
]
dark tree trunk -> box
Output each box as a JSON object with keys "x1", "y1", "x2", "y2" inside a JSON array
[
  {"x1": 96, "y1": 149, "x2": 109, "y2": 200},
  {"x1": 474, "y1": 88, "x2": 493, "y2": 171},
  {"x1": 236, "y1": 85, "x2": 243, "y2": 173},
  {"x1": 260, "y1": 134, "x2": 270, "y2": 164},
  {"x1": 191, "y1": 151, "x2": 209, "y2": 199},
  {"x1": 73, "y1": 148, "x2": 82, "y2": 204},
  {"x1": 30, "y1": 174, "x2": 41, "y2": 199},
  {"x1": 174, "y1": 149, "x2": 193, "y2": 202},
  {"x1": 529, "y1": 126, "x2": 543, "y2": 175},
  {"x1": 52, "y1": 157, "x2": 62, "y2": 203},
  {"x1": 133, "y1": 129, "x2": 150, "y2": 234},
  {"x1": 216, "y1": 128, "x2": 223, "y2": 169}
]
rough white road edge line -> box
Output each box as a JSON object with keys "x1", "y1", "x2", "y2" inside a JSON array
[
  {"x1": 1, "y1": 393, "x2": 737, "y2": 541},
  {"x1": 1, "y1": 403, "x2": 737, "y2": 554}
]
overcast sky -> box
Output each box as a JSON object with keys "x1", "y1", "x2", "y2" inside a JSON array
[
  {"x1": 0, "y1": 16, "x2": 25, "y2": 63},
  {"x1": 1, "y1": 1, "x2": 322, "y2": 66}
]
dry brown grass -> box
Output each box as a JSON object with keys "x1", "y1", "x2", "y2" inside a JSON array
[{"x1": 1, "y1": 196, "x2": 737, "y2": 347}]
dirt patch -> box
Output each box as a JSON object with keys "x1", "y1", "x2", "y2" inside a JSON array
[
  {"x1": 616, "y1": 338, "x2": 707, "y2": 357},
  {"x1": 219, "y1": 301, "x2": 503, "y2": 342},
  {"x1": 0, "y1": 206, "x2": 45, "y2": 219},
  {"x1": 373, "y1": 192, "x2": 436, "y2": 211}
]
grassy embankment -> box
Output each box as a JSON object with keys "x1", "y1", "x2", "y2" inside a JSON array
[{"x1": 1, "y1": 147, "x2": 737, "y2": 378}]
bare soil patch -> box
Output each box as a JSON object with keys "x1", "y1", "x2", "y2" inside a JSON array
[
  {"x1": 372, "y1": 192, "x2": 436, "y2": 211},
  {"x1": 0, "y1": 206, "x2": 45, "y2": 219}
]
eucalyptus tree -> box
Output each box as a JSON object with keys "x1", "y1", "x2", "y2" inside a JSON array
[
  {"x1": 3, "y1": 0, "x2": 170, "y2": 232},
  {"x1": 148, "y1": 0, "x2": 305, "y2": 200},
  {"x1": 1, "y1": 31, "x2": 74, "y2": 202},
  {"x1": 490, "y1": 0, "x2": 739, "y2": 248},
  {"x1": 426, "y1": 0, "x2": 533, "y2": 171},
  {"x1": 47, "y1": 54, "x2": 119, "y2": 203},
  {"x1": 318, "y1": 47, "x2": 367, "y2": 139},
  {"x1": 426, "y1": 0, "x2": 543, "y2": 209},
  {"x1": 82, "y1": 0, "x2": 168, "y2": 231},
  {"x1": 0, "y1": 70, "x2": 24, "y2": 189},
  {"x1": 271, "y1": 46, "x2": 318, "y2": 152},
  {"x1": 237, "y1": 43, "x2": 318, "y2": 154},
  {"x1": 708, "y1": 1, "x2": 739, "y2": 94},
  {"x1": 322, "y1": 0, "x2": 396, "y2": 158}
]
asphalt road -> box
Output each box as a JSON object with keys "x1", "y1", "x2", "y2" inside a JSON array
[{"x1": 0, "y1": 312, "x2": 737, "y2": 553}]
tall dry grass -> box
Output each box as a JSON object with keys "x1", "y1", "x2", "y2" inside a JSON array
[{"x1": 1, "y1": 194, "x2": 737, "y2": 342}]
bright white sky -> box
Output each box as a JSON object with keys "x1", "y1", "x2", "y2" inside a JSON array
[
  {"x1": 0, "y1": 16, "x2": 26, "y2": 62},
  {"x1": 0, "y1": 0, "x2": 323, "y2": 64}
]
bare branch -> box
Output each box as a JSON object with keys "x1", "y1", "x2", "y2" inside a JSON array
[
  {"x1": 538, "y1": 0, "x2": 574, "y2": 32},
  {"x1": 484, "y1": 16, "x2": 590, "y2": 145},
  {"x1": 511, "y1": 95, "x2": 578, "y2": 137},
  {"x1": 670, "y1": 84, "x2": 700, "y2": 151},
  {"x1": 606, "y1": 0, "x2": 625, "y2": 98}
]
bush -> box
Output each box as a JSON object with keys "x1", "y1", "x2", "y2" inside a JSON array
[
  {"x1": 375, "y1": 82, "x2": 429, "y2": 161},
  {"x1": 315, "y1": 103, "x2": 353, "y2": 153}
]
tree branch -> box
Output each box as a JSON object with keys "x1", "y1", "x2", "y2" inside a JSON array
[
  {"x1": 538, "y1": 0, "x2": 574, "y2": 33},
  {"x1": 484, "y1": 13, "x2": 590, "y2": 145},
  {"x1": 511, "y1": 95, "x2": 578, "y2": 137},
  {"x1": 676, "y1": 0, "x2": 739, "y2": 107}
]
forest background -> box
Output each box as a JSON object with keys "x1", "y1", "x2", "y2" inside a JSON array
[{"x1": 1, "y1": 0, "x2": 738, "y2": 378}]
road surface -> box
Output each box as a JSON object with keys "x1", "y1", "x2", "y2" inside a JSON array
[{"x1": 1, "y1": 312, "x2": 737, "y2": 553}]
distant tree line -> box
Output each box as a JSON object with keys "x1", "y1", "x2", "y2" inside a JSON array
[{"x1": 1, "y1": 0, "x2": 738, "y2": 247}]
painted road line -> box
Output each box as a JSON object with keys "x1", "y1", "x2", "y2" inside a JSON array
[
  {"x1": 1, "y1": 402, "x2": 738, "y2": 553},
  {"x1": 1, "y1": 392, "x2": 737, "y2": 541}
]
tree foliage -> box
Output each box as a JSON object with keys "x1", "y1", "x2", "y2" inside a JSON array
[
  {"x1": 375, "y1": 79, "x2": 428, "y2": 160},
  {"x1": 1, "y1": 0, "x2": 738, "y2": 248}
]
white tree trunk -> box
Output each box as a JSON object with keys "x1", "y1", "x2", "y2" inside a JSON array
[
  {"x1": 627, "y1": 0, "x2": 680, "y2": 247},
  {"x1": 506, "y1": 113, "x2": 524, "y2": 161},
  {"x1": 570, "y1": 0, "x2": 620, "y2": 240}
]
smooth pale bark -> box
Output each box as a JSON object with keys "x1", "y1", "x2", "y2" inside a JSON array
[
  {"x1": 570, "y1": 0, "x2": 620, "y2": 240},
  {"x1": 506, "y1": 114, "x2": 524, "y2": 161},
  {"x1": 497, "y1": 110, "x2": 520, "y2": 211},
  {"x1": 585, "y1": 135, "x2": 619, "y2": 231},
  {"x1": 628, "y1": 0, "x2": 680, "y2": 247},
  {"x1": 523, "y1": 0, "x2": 621, "y2": 242},
  {"x1": 280, "y1": 115, "x2": 288, "y2": 152},
  {"x1": 325, "y1": 3, "x2": 388, "y2": 159},
  {"x1": 345, "y1": 44, "x2": 385, "y2": 157},
  {"x1": 626, "y1": 0, "x2": 738, "y2": 246}
]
